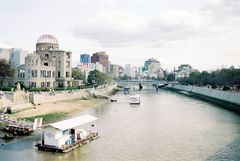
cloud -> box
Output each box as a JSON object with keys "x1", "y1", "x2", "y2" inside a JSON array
[
  {"x1": 205, "y1": 0, "x2": 240, "y2": 16},
  {"x1": 73, "y1": 10, "x2": 206, "y2": 48}
]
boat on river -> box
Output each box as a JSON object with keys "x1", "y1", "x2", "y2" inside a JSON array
[
  {"x1": 129, "y1": 94, "x2": 141, "y2": 104},
  {"x1": 110, "y1": 96, "x2": 117, "y2": 102},
  {"x1": 36, "y1": 114, "x2": 99, "y2": 153}
]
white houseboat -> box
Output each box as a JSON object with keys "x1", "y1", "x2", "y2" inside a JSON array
[
  {"x1": 129, "y1": 94, "x2": 141, "y2": 104},
  {"x1": 36, "y1": 114, "x2": 99, "y2": 153}
]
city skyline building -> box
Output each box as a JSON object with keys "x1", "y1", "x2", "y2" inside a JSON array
[
  {"x1": 109, "y1": 64, "x2": 120, "y2": 79},
  {"x1": 174, "y1": 64, "x2": 193, "y2": 79},
  {"x1": 9, "y1": 48, "x2": 28, "y2": 67},
  {"x1": 124, "y1": 64, "x2": 132, "y2": 77},
  {"x1": 80, "y1": 54, "x2": 90, "y2": 64},
  {"x1": 91, "y1": 51, "x2": 109, "y2": 74},
  {"x1": 144, "y1": 58, "x2": 163, "y2": 79},
  {"x1": 0, "y1": 48, "x2": 28, "y2": 67},
  {"x1": 144, "y1": 58, "x2": 161, "y2": 69}
]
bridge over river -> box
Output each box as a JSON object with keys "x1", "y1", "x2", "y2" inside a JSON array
[{"x1": 118, "y1": 79, "x2": 168, "y2": 86}]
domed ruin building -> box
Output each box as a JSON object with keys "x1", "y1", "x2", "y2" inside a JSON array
[{"x1": 17, "y1": 35, "x2": 72, "y2": 88}]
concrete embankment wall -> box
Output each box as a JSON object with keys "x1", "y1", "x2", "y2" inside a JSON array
[
  {"x1": 1, "y1": 85, "x2": 117, "y2": 113},
  {"x1": 31, "y1": 85, "x2": 117, "y2": 105},
  {"x1": 167, "y1": 84, "x2": 240, "y2": 113}
]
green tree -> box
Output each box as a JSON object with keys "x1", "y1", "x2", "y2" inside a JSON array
[
  {"x1": 166, "y1": 73, "x2": 175, "y2": 81},
  {"x1": 0, "y1": 59, "x2": 15, "y2": 78},
  {"x1": 178, "y1": 66, "x2": 240, "y2": 89},
  {"x1": 87, "y1": 70, "x2": 108, "y2": 86},
  {"x1": 72, "y1": 67, "x2": 85, "y2": 80}
]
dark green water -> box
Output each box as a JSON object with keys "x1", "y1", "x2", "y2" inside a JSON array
[{"x1": 1, "y1": 89, "x2": 240, "y2": 161}]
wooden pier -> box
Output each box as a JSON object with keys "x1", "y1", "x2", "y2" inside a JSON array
[{"x1": 36, "y1": 132, "x2": 99, "y2": 153}]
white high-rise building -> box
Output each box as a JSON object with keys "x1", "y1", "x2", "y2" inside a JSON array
[
  {"x1": 0, "y1": 48, "x2": 28, "y2": 67},
  {"x1": 144, "y1": 58, "x2": 164, "y2": 79},
  {"x1": 9, "y1": 48, "x2": 28, "y2": 67},
  {"x1": 124, "y1": 64, "x2": 132, "y2": 77}
]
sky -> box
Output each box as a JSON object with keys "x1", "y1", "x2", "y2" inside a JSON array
[{"x1": 0, "y1": 0, "x2": 240, "y2": 71}]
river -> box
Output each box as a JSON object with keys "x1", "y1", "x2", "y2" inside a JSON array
[{"x1": 1, "y1": 89, "x2": 240, "y2": 161}]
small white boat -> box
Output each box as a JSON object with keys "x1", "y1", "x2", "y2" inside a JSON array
[
  {"x1": 110, "y1": 96, "x2": 117, "y2": 102},
  {"x1": 129, "y1": 94, "x2": 140, "y2": 104}
]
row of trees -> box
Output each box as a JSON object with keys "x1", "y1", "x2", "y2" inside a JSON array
[
  {"x1": 178, "y1": 66, "x2": 240, "y2": 89},
  {"x1": 72, "y1": 68, "x2": 112, "y2": 86}
]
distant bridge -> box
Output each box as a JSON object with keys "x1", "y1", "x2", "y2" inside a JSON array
[{"x1": 118, "y1": 79, "x2": 168, "y2": 86}]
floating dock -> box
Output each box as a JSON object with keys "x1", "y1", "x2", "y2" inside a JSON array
[{"x1": 36, "y1": 132, "x2": 99, "y2": 153}]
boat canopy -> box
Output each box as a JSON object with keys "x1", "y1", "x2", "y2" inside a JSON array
[{"x1": 47, "y1": 114, "x2": 98, "y2": 131}]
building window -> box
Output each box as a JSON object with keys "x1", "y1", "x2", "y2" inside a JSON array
[
  {"x1": 66, "y1": 53, "x2": 70, "y2": 58},
  {"x1": 43, "y1": 70, "x2": 46, "y2": 77},
  {"x1": 45, "y1": 54, "x2": 49, "y2": 59},
  {"x1": 62, "y1": 130, "x2": 68, "y2": 136},
  {"x1": 40, "y1": 70, "x2": 46, "y2": 77},
  {"x1": 19, "y1": 70, "x2": 25, "y2": 78},
  {"x1": 66, "y1": 61, "x2": 70, "y2": 68},
  {"x1": 52, "y1": 71, "x2": 55, "y2": 78},
  {"x1": 47, "y1": 82, "x2": 50, "y2": 87},
  {"x1": 29, "y1": 82, "x2": 36, "y2": 88},
  {"x1": 41, "y1": 82, "x2": 45, "y2": 88},
  {"x1": 47, "y1": 71, "x2": 51, "y2": 78},
  {"x1": 44, "y1": 63, "x2": 48, "y2": 66},
  {"x1": 32, "y1": 70, "x2": 37, "y2": 77},
  {"x1": 66, "y1": 72, "x2": 70, "y2": 78},
  {"x1": 58, "y1": 71, "x2": 60, "y2": 78}
]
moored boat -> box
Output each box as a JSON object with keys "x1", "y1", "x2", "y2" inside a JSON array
[
  {"x1": 36, "y1": 114, "x2": 99, "y2": 153},
  {"x1": 129, "y1": 94, "x2": 141, "y2": 104},
  {"x1": 110, "y1": 96, "x2": 117, "y2": 102}
]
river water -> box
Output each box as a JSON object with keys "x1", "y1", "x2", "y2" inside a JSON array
[{"x1": 1, "y1": 89, "x2": 240, "y2": 161}]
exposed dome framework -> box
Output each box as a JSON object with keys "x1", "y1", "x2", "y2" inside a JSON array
[{"x1": 37, "y1": 34, "x2": 58, "y2": 44}]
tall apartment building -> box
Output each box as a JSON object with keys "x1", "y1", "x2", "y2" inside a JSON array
[
  {"x1": 80, "y1": 54, "x2": 90, "y2": 64},
  {"x1": 9, "y1": 48, "x2": 28, "y2": 67},
  {"x1": 109, "y1": 64, "x2": 120, "y2": 78},
  {"x1": 17, "y1": 34, "x2": 72, "y2": 88},
  {"x1": 91, "y1": 52, "x2": 109, "y2": 74},
  {"x1": 124, "y1": 64, "x2": 132, "y2": 77},
  {"x1": 144, "y1": 58, "x2": 164, "y2": 78},
  {"x1": 0, "y1": 48, "x2": 28, "y2": 67}
]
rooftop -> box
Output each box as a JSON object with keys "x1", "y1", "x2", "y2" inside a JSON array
[{"x1": 47, "y1": 114, "x2": 98, "y2": 131}]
